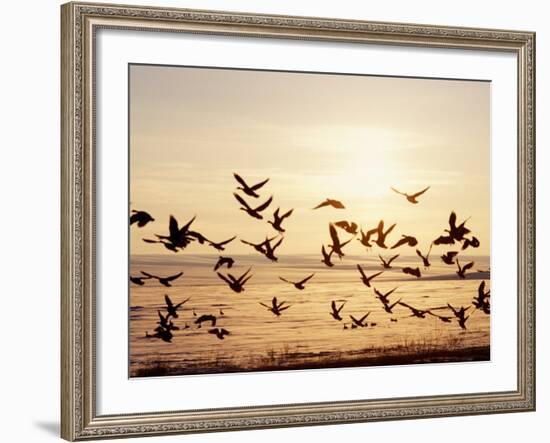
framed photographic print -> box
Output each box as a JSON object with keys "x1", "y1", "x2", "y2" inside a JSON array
[{"x1": 61, "y1": 1, "x2": 536, "y2": 441}]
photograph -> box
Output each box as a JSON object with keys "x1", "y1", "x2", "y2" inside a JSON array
[{"x1": 128, "y1": 64, "x2": 491, "y2": 378}]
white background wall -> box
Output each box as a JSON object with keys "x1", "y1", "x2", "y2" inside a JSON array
[{"x1": 0, "y1": 0, "x2": 546, "y2": 442}]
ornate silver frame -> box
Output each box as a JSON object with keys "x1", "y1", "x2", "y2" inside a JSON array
[{"x1": 61, "y1": 2, "x2": 536, "y2": 440}]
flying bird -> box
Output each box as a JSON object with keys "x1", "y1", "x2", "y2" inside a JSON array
[
  {"x1": 390, "y1": 186, "x2": 430, "y2": 204},
  {"x1": 260, "y1": 297, "x2": 291, "y2": 316},
  {"x1": 279, "y1": 273, "x2": 315, "y2": 290},
  {"x1": 378, "y1": 254, "x2": 400, "y2": 269},
  {"x1": 374, "y1": 287, "x2": 398, "y2": 305},
  {"x1": 312, "y1": 198, "x2": 345, "y2": 210},
  {"x1": 164, "y1": 294, "x2": 190, "y2": 318},
  {"x1": 233, "y1": 173, "x2": 269, "y2": 198},
  {"x1": 398, "y1": 302, "x2": 431, "y2": 318},
  {"x1": 321, "y1": 245, "x2": 335, "y2": 268},
  {"x1": 416, "y1": 244, "x2": 433, "y2": 268},
  {"x1": 141, "y1": 271, "x2": 183, "y2": 287},
  {"x1": 473, "y1": 281, "x2": 491, "y2": 313},
  {"x1": 233, "y1": 193, "x2": 273, "y2": 220},
  {"x1": 356, "y1": 264, "x2": 383, "y2": 288},
  {"x1": 334, "y1": 220, "x2": 359, "y2": 235},
  {"x1": 358, "y1": 226, "x2": 379, "y2": 249},
  {"x1": 433, "y1": 235, "x2": 455, "y2": 246},
  {"x1": 213, "y1": 256, "x2": 234, "y2": 271},
  {"x1": 427, "y1": 311, "x2": 453, "y2": 323},
  {"x1": 207, "y1": 235, "x2": 237, "y2": 251},
  {"x1": 130, "y1": 210, "x2": 155, "y2": 227},
  {"x1": 372, "y1": 220, "x2": 397, "y2": 249},
  {"x1": 462, "y1": 236, "x2": 480, "y2": 250},
  {"x1": 130, "y1": 274, "x2": 151, "y2": 286},
  {"x1": 446, "y1": 211, "x2": 471, "y2": 242},
  {"x1": 208, "y1": 328, "x2": 230, "y2": 340},
  {"x1": 263, "y1": 235, "x2": 284, "y2": 262},
  {"x1": 402, "y1": 267, "x2": 421, "y2": 278},
  {"x1": 217, "y1": 267, "x2": 253, "y2": 293},
  {"x1": 390, "y1": 235, "x2": 418, "y2": 249},
  {"x1": 456, "y1": 259, "x2": 474, "y2": 279},
  {"x1": 441, "y1": 251, "x2": 459, "y2": 265},
  {"x1": 194, "y1": 314, "x2": 217, "y2": 328},
  {"x1": 349, "y1": 312, "x2": 371, "y2": 327},
  {"x1": 447, "y1": 303, "x2": 471, "y2": 329},
  {"x1": 330, "y1": 301, "x2": 346, "y2": 321},
  {"x1": 145, "y1": 215, "x2": 196, "y2": 252},
  {"x1": 268, "y1": 208, "x2": 294, "y2": 233},
  {"x1": 329, "y1": 223, "x2": 352, "y2": 258}
]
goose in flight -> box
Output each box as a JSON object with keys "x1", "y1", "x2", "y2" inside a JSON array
[
  {"x1": 472, "y1": 281, "x2": 491, "y2": 311},
  {"x1": 330, "y1": 301, "x2": 346, "y2": 321},
  {"x1": 441, "y1": 251, "x2": 459, "y2": 265},
  {"x1": 321, "y1": 245, "x2": 335, "y2": 268},
  {"x1": 233, "y1": 173, "x2": 269, "y2": 198},
  {"x1": 164, "y1": 294, "x2": 190, "y2": 318},
  {"x1": 145, "y1": 215, "x2": 196, "y2": 251},
  {"x1": 279, "y1": 273, "x2": 315, "y2": 290},
  {"x1": 374, "y1": 287, "x2": 398, "y2": 305},
  {"x1": 446, "y1": 211, "x2": 471, "y2": 242},
  {"x1": 194, "y1": 314, "x2": 217, "y2": 328},
  {"x1": 372, "y1": 220, "x2": 397, "y2": 249},
  {"x1": 358, "y1": 226, "x2": 378, "y2": 249},
  {"x1": 130, "y1": 210, "x2": 155, "y2": 227},
  {"x1": 260, "y1": 297, "x2": 291, "y2": 316},
  {"x1": 378, "y1": 254, "x2": 400, "y2": 269},
  {"x1": 263, "y1": 235, "x2": 284, "y2": 262},
  {"x1": 416, "y1": 244, "x2": 433, "y2": 268},
  {"x1": 462, "y1": 236, "x2": 480, "y2": 250},
  {"x1": 130, "y1": 274, "x2": 152, "y2": 286},
  {"x1": 375, "y1": 292, "x2": 401, "y2": 314},
  {"x1": 207, "y1": 235, "x2": 237, "y2": 251},
  {"x1": 156, "y1": 310, "x2": 173, "y2": 330},
  {"x1": 329, "y1": 223, "x2": 352, "y2": 258},
  {"x1": 334, "y1": 220, "x2": 358, "y2": 235},
  {"x1": 141, "y1": 271, "x2": 183, "y2": 287},
  {"x1": 312, "y1": 198, "x2": 345, "y2": 210},
  {"x1": 349, "y1": 312, "x2": 371, "y2": 327},
  {"x1": 213, "y1": 256, "x2": 234, "y2": 271},
  {"x1": 391, "y1": 235, "x2": 418, "y2": 249},
  {"x1": 402, "y1": 267, "x2": 421, "y2": 278},
  {"x1": 208, "y1": 328, "x2": 230, "y2": 340},
  {"x1": 233, "y1": 193, "x2": 273, "y2": 220},
  {"x1": 391, "y1": 186, "x2": 430, "y2": 204},
  {"x1": 356, "y1": 264, "x2": 383, "y2": 288},
  {"x1": 268, "y1": 208, "x2": 294, "y2": 233},
  {"x1": 456, "y1": 259, "x2": 474, "y2": 279},
  {"x1": 447, "y1": 303, "x2": 471, "y2": 329},
  {"x1": 217, "y1": 267, "x2": 253, "y2": 293}
]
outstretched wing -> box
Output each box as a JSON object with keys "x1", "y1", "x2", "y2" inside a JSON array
[
  {"x1": 254, "y1": 195, "x2": 273, "y2": 212},
  {"x1": 356, "y1": 264, "x2": 367, "y2": 279},
  {"x1": 411, "y1": 186, "x2": 430, "y2": 198},
  {"x1": 312, "y1": 200, "x2": 330, "y2": 209},
  {"x1": 278, "y1": 277, "x2": 292, "y2": 284},
  {"x1": 233, "y1": 192, "x2": 252, "y2": 210},
  {"x1": 368, "y1": 271, "x2": 383, "y2": 281},
  {"x1": 164, "y1": 294, "x2": 173, "y2": 308},
  {"x1": 217, "y1": 272, "x2": 232, "y2": 285},
  {"x1": 174, "y1": 297, "x2": 191, "y2": 309},
  {"x1": 140, "y1": 271, "x2": 157, "y2": 278},
  {"x1": 298, "y1": 273, "x2": 315, "y2": 285},
  {"x1": 391, "y1": 187, "x2": 407, "y2": 197},
  {"x1": 390, "y1": 237, "x2": 408, "y2": 249},
  {"x1": 329, "y1": 224, "x2": 340, "y2": 247},
  {"x1": 281, "y1": 208, "x2": 294, "y2": 219},
  {"x1": 165, "y1": 271, "x2": 183, "y2": 282},
  {"x1": 250, "y1": 177, "x2": 270, "y2": 191},
  {"x1": 462, "y1": 261, "x2": 475, "y2": 272},
  {"x1": 233, "y1": 173, "x2": 249, "y2": 189},
  {"x1": 217, "y1": 235, "x2": 237, "y2": 246}
]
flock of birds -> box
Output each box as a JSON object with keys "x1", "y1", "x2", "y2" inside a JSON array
[{"x1": 130, "y1": 173, "x2": 490, "y2": 345}]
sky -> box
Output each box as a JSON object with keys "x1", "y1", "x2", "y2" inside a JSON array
[{"x1": 129, "y1": 64, "x2": 490, "y2": 256}]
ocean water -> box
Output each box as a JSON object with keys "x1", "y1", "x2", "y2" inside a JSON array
[{"x1": 129, "y1": 253, "x2": 490, "y2": 376}]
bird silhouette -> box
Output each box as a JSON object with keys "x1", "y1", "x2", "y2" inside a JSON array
[
  {"x1": 433, "y1": 235, "x2": 455, "y2": 246},
  {"x1": 268, "y1": 208, "x2": 294, "y2": 233},
  {"x1": 279, "y1": 273, "x2": 315, "y2": 290},
  {"x1": 378, "y1": 254, "x2": 400, "y2": 269},
  {"x1": 130, "y1": 210, "x2": 155, "y2": 227},
  {"x1": 233, "y1": 173, "x2": 269, "y2": 198},
  {"x1": 456, "y1": 259, "x2": 474, "y2": 279},
  {"x1": 207, "y1": 235, "x2": 237, "y2": 251},
  {"x1": 472, "y1": 281, "x2": 491, "y2": 313},
  {"x1": 372, "y1": 220, "x2": 397, "y2": 249},
  {"x1": 321, "y1": 245, "x2": 335, "y2": 268},
  {"x1": 145, "y1": 326, "x2": 173, "y2": 343},
  {"x1": 391, "y1": 235, "x2": 418, "y2": 249},
  {"x1": 213, "y1": 256, "x2": 234, "y2": 271},
  {"x1": 402, "y1": 267, "x2": 421, "y2": 278},
  {"x1": 330, "y1": 301, "x2": 346, "y2": 321},
  {"x1": 145, "y1": 215, "x2": 196, "y2": 252},
  {"x1": 391, "y1": 186, "x2": 430, "y2": 204},
  {"x1": 447, "y1": 303, "x2": 471, "y2": 329},
  {"x1": 334, "y1": 220, "x2": 358, "y2": 235},
  {"x1": 260, "y1": 297, "x2": 291, "y2": 316},
  {"x1": 398, "y1": 302, "x2": 431, "y2": 318},
  {"x1": 374, "y1": 287, "x2": 398, "y2": 305},
  {"x1": 130, "y1": 274, "x2": 152, "y2": 286},
  {"x1": 329, "y1": 223, "x2": 352, "y2": 258},
  {"x1": 217, "y1": 267, "x2": 253, "y2": 293},
  {"x1": 416, "y1": 244, "x2": 433, "y2": 268},
  {"x1": 349, "y1": 312, "x2": 371, "y2": 327},
  {"x1": 233, "y1": 193, "x2": 273, "y2": 220},
  {"x1": 441, "y1": 251, "x2": 459, "y2": 265},
  {"x1": 358, "y1": 226, "x2": 379, "y2": 249},
  {"x1": 164, "y1": 294, "x2": 190, "y2": 318},
  {"x1": 356, "y1": 264, "x2": 383, "y2": 287},
  {"x1": 194, "y1": 314, "x2": 217, "y2": 328},
  {"x1": 312, "y1": 198, "x2": 345, "y2": 210},
  {"x1": 446, "y1": 211, "x2": 471, "y2": 242},
  {"x1": 263, "y1": 236, "x2": 284, "y2": 262},
  {"x1": 462, "y1": 236, "x2": 480, "y2": 250},
  {"x1": 427, "y1": 311, "x2": 453, "y2": 323},
  {"x1": 208, "y1": 328, "x2": 230, "y2": 340},
  {"x1": 141, "y1": 271, "x2": 183, "y2": 287}
]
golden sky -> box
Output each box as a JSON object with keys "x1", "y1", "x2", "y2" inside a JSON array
[{"x1": 129, "y1": 64, "x2": 490, "y2": 256}]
